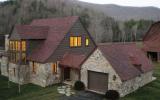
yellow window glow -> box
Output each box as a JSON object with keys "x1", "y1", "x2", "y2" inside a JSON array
[
  {"x1": 18, "y1": 41, "x2": 21, "y2": 51},
  {"x1": 74, "y1": 37, "x2": 78, "y2": 46},
  {"x1": 77, "y1": 37, "x2": 82, "y2": 46},
  {"x1": 52, "y1": 63, "x2": 57, "y2": 74},
  {"x1": 86, "y1": 38, "x2": 89, "y2": 46},
  {"x1": 15, "y1": 41, "x2": 18, "y2": 51},
  {"x1": 22, "y1": 41, "x2": 26, "y2": 51},
  {"x1": 70, "y1": 37, "x2": 74, "y2": 47},
  {"x1": 12, "y1": 41, "x2": 15, "y2": 51}
]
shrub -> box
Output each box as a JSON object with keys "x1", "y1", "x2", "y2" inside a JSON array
[
  {"x1": 74, "y1": 81, "x2": 85, "y2": 91},
  {"x1": 105, "y1": 90, "x2": 120, "y2": 100}
]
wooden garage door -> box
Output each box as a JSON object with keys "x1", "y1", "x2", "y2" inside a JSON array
[{"x1": 88, "y1": 71, "x2": 108, "y2": 93}]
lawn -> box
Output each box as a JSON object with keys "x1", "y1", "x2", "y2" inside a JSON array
[
  {"x1": 0, "y1": 63, "x2": 160, "y2": 100},
  {"x1": 0, "y1": 76, "x2": 61, "y2": 100}
]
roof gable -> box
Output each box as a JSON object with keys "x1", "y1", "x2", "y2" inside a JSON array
[{"x1": 27, "y1": 16, "x2": 79, "y2": 63}]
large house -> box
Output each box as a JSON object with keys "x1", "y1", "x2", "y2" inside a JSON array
[
  {"x1": 143, "y1": 21, "x2": 160, "y2": 61},
  {"x1": 0, "y1": 16, "x2": 154, "y2": 97}
]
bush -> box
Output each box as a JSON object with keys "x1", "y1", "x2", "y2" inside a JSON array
[
  {"x1": 105, "y1": 90, "x2": 120, "y2": 100},
  {"x1": 74, "y1": 81, "x2": 85, "y2": 91}
]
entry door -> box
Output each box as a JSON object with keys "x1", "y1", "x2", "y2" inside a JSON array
[
  {"x1": 64, "y1": 68, "x2": 70, "y2": 80},
  {"x1": 88, "y1": 71, "x2": 108, "y2": 93}
]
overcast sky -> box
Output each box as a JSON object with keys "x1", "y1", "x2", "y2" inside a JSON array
[
  {"x1": 0, "y1": 0, "x2": 159, "y2": 8},
  {"x1": 78, "y1": 0, "x2": 160, "y2": 8}
]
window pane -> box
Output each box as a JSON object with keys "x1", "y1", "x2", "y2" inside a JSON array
[
  {"x1": 16, "y1": 41, "x2": 18, "y2": 51},
  {"x1": 18, "y1": 41, "x2": 21, "y2": 51},
  {"x1": 74, "y1": 37, "x2": 78, "y2": 46},
  {"x1": 86, "y1": 38, "x2": 89, "y2": 46},
  {"x1": 52, "y1": 63, "x2": 57, "y2": 74},
  {"x1": 22, "y1": 41, "x2": 26, "y2": 51},
  {"x1": 70, "y1": 37, "x2": 74, "y2": 47},
  {"x1": 78, "y1": 37, "x2": 81, "y2": 46},
  {"x1": 13, "y1": 41, "x2": 15, "y2": 51}
]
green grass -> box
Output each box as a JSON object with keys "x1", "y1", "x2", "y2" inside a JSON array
[
  {"x1": 121, "y1": 63, "x2": 160, "y2": 100},
  {"x1": 0, "y1": 63, "x2": 160, "y2": 100},
  {"x1": 0, "y1": 76, "x2": 61, "y2": 100}
]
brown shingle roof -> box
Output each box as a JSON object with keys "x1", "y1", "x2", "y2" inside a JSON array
[
  {"x1": 16, "y1": 25, "x2": 49, "y2": 39},
  {"x1": 59, "y1": 53, "x2": 86, "y2": 69},
  {"x1": 27, "y1": 16, "x2": 79, "y2": 63},
  {"x1": 98, "y1": 43, "x2": 153, "y2": 81},
  {"x1": 143, "y1": 21, "x2": 160, "y2": 52}
]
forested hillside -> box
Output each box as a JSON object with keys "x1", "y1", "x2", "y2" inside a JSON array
[{"x1": 0, "y1": 0, "x2": 155, "y2": 43}]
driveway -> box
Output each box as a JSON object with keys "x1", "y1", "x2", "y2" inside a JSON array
[{"x1": 60, "y1": 91, "x2": 105, "y2": 100}]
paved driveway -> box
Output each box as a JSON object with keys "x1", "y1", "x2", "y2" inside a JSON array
[{"x1": 60, "y1": 91, "x2": 105, "y2": 100}]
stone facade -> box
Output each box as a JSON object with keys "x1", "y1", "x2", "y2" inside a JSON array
[
  {"x1": 29, "y1": 62, "x2": 61, "y2": 87},
  {"x1": 81, "y1": 49, "x2": 154, "y2": 97},
  {"x1": 118, "y1": 71, "x2": 153, "y2": 97},
  {"x1": 8, "y1": 63, "x2": 30, "y2": 84},
  {"x1": 0, "y1": 56, "x2": 8, "y2": 77},
  {"x1": 81, "y1": 49, "x2": 122, "y2": 92}
]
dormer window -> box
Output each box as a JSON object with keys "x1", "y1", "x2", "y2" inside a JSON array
[{"x1": 70, "y1": 36, "x2": 81, "y2": 47}]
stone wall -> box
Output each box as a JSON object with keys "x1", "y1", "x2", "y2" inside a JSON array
[
  {"x1": 8, "y1": 63, "x2": 30, "y2": 84},
  {"x1": 118, "y1": 71, "x2": 153, "y2": 97},
  {"x1": 70, "y1": 69, "x2": 79, "y2": 82},
  {"x1": 0, "y1": 56, "x2": 8, "y2": 77},
  {"x1": 29, "y1": 62, "x2": 61, "y2": 87},
  {"x1": 81, "y1": 49, "x2": 122, "y2": 92}
]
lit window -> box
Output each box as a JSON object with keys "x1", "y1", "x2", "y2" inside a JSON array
[
  {"x1": 22, "y1": 41, "x2": 26, "y2": 51},
  {"x1": 74, "y1": 37, "x2": 78, "y2": 46},
  {"x1": 70, "y1": 36, "x2": 82, "y2": 47},
  {"x1": 12, "y1": 41, "x2": 15, "y2": 51},
  {"x1": 15, "y1": 41, "x2": 18, "y2": 51},
  {"x1": 77, "y1": 37, "x2": 81, "y2": 46},
  {"x1": 52, "y1": 63, "x2": 57, "y2": 74},
  {"x1": 70, "y1": 37, "x2": 74, "y2": 47},
  {"x1": 18, "y1": 41, "x2": 21, "y2": 51},
  {"x1": 85, "y1": 37, "x2": 89, "y2": 46}
]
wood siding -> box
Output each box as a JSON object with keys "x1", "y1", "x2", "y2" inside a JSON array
[{"x1": 47, "y1": 20, "x2": 96, "y2": 62}]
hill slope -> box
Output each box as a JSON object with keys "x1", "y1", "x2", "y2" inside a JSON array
[{"x1": 77, "y1": 1, "x2": 160, "y2": 21}]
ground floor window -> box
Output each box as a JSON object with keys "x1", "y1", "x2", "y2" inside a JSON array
[{"x1": 52, "y1": 62, "x2": 58, "y2": 74}]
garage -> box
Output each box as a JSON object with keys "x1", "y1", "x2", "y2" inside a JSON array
[{"x1": 88, "y1": 70, "x2": 108, "y2": 93}]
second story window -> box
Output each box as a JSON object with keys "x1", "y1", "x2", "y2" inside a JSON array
[
  {"x1": 70, "y1": 36, "x2": 81, "y2": 47},
  {"x1": 85, "y1": 37, "x2": 89, "y2": 46}
]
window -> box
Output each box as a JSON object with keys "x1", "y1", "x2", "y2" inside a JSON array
[
  {"x1": 9, "y1": 40, "x2": 27, "y2": 64},
  {"x1": 52, "y1": 62, "x2": 58, "y2": 74},
  {"x1": 32, "y1": 62, "x2": 37, "y2": 74},
  {"x1": 85, "y1": 37, "x2": 89, "y2": 46},
  {"x1": 22, "y1": 41, "x2": 26, "y2": 51},
  {"x1": 70, "y1": 36, "x2": 82, "y2": 47}
]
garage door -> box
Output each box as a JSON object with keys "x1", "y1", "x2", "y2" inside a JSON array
[{"x1": 88, "y1": 71, "x2": 108, "y2": 93}]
